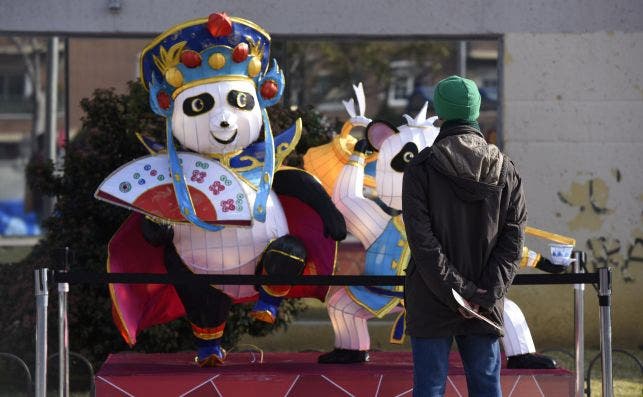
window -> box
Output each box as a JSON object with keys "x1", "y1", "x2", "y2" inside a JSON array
[
  {"x1": 0, "y1": 70, "x2": 31, "y2": 114},
  {"x1": 387, "y1": 61, "x2": 414, "y2": 107},
  {"x1": 272, "y1": 38, "x2": 498, "y2": 145}
]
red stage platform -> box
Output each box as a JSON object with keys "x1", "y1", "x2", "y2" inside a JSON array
[{"x1": 96, "y1": 351, "x2": 573, "y2": 396}]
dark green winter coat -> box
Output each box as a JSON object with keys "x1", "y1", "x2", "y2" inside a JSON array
[{"x1": 402, "y1": 122, "x2": 526, "y2": 338}]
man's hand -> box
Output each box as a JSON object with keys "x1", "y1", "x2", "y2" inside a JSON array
[
  {"x1": 458, "y1": 288, "x2": 486, "y2": 319},
  {"x1": 469, "y1": 286, "x2": 496, "y2": 311}
]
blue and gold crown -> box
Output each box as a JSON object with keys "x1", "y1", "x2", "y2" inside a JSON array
[
  {"x1": 138, "y1": 12, "x2": 286, "y2": 230},
  {"x1": 140, "y1": 12, "x2": 284, "y2": 114}
]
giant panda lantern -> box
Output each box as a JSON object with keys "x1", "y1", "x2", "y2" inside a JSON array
[{"x1": 95, "y1": 12, "x2": 346, "y2": 367}]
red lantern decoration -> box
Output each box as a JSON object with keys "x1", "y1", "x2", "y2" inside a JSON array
[
  {"x1": 207, "y1": 12, "x2": 233, "y2": 37},
  {"x1": 232, "y1": 43, "x2": 249, "y2": 63},
  {"x1": 157, "y1": 91, "x2": 171, "y2": 110},
  {"x1": 260, "y1": 80, "x2": 278, "y2": 99},
  {"x1": 180, "y1": 50, "x2": 202, "y2": 68}
]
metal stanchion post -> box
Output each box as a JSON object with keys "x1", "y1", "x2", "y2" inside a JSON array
[
  {"x1": 58, "y1": 247, "x2": 71, "y2": 397},
  {"x1": 598, "y1": 267, "x2": 613, "y2": 397},
  {"x1": 58, "y1": 281, "x2": 69, "y2": 397},
  {"x1": 573, "y1": 251, "x2": 585, "y2": 397},
  {"x1": 35, "y1": 268, "x2": 49, "y2": 397}
]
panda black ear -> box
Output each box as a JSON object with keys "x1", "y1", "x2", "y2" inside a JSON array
[{"x1": 366, "y1": 120, "x2": 399, "y2": 151}]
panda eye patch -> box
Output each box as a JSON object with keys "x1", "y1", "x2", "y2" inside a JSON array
[
  {"x1": 390, "y1": 142, "x2": 419, "y2": 172},
  {"x1": 227, "y1": 90, "x2": 255, "y2": 110},
  {"x1": 182, "y1": 93, "x2": 214, "y2": 116}
]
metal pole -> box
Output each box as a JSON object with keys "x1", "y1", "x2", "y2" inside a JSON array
[
  {"x1": 35, "y1": 268, "x2": 49, "y2": 397},
  {"x1": 58, "y1": 246, "x2": 71, "y2": 397},
  {"x1": 64, "y1": 37, "x2": 70, "y2": 150},
  {"x1": 573, "y1": 251, "x2": 585, "y2": 397},
  {"x1": 496, "y1": 37, "x2": 505, "y2": 150},
  {"x1": 598, "y1": 267, "x2": 613, "y2": 397},
  {"x1": 58, "y1": 282, "x2": 69, "y2": 397},
  {"x1": 458, "y1": 41, "x2": 467, "y2": 77},
  {"x1": 44, "y1": 36, "x2": 59, "y2": 217},
  {"x1": 31, "y1": 42, "x2": 42, "y2": 157},
  {"x1": 45, "y1": 36, "x2": 59, "y2": 164}
]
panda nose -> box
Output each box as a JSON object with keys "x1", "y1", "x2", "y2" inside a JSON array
[{"x1": 210, "y1": 109, "x2": 237, "y2": 131}]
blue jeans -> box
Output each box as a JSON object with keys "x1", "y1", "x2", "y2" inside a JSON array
[{"x1": 411, "y1": 334, "x2": 501, "y2": 397}]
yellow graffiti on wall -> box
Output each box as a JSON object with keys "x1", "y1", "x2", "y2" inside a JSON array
[
  {"x1": 559, "y1": 174, "x2": 642, "y2": 282},
  {"x1": 558, "y1": 177, "x2": 612, "y2": 231}
]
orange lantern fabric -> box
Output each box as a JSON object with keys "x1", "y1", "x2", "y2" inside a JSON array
[{"x1": 303, "y1": 120, "x2": 377, "y2": 196}]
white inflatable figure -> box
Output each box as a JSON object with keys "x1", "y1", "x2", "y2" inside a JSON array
[
  {"x1": 317, "y1": 84, "x2": 439, "y2": 364},
  {"x1": 314, "y1": 85, "x2": 558, "y2": 369},
  {"x1": 96, "y1": 12, "x2": 345, "y2": 367}
]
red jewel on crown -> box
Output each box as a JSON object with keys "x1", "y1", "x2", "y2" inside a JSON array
[
  {"x1": 157, "y1": 91, "x2": 171, "y2": 110},
  {"x1": 180, "y1": 50, "x2": 202, "y2": 68},
  {"x1": 232, "y1": 43, "x2": 249, "y2": 63},
  {"x1": 260, "y1": 80, "x2": 278, "y2": 99},
  {"x1": 207, "y1": 12, "x2": 233, "y2": 37}
]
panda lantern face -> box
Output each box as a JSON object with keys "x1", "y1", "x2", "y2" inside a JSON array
[
  {"x1": 171, "y1": 80, "x2": 262, "y2": 155},
  {"x1": 374, "y1": 126, "x2": 430, "y2": 211}
]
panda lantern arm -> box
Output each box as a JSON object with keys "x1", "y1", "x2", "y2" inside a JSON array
[
  {"x1": 520, "y1": 246, "x2": 568, "y2": 274},
  {"x1": 273, "y1": 169, "x2": 346, "y2": 241},
  {"x1": 353, "y1": 138, "x2": 374, "y2": 154},
  {"x1": 332, "y1": 139, "x2": 390, "y2": 248},
  {"x1": 141, "y1": 216, "x2": 174, "y2": 247},
  {"x1": 535, "y1": 257, "x2": 568, "y2": 274}
]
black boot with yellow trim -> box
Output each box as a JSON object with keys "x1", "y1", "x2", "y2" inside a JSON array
[
  {"x1": 160, "y1": 241, "x2": 233, "y2": 366},
  {"x1": 250, "y1": 235, "x2": 307, "y2": 324},
  {"x1": 318, "y1": 348, "x2": 369, "y2": 364},
  {"x1": 193, "y1": 322, "x2": 227, "y2": 367}
]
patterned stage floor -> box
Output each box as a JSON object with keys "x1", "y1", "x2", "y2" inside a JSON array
[{"x1": 96, "y1": 351, "x2": 573, "y2": 396}]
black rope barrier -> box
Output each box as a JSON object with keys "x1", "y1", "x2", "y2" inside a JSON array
[{"x1": 52, "y1": 270, "x2": 599, "y2": 286}]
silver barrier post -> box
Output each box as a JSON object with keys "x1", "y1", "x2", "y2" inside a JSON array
[
  {"x1": 573, "y1": 251, "x2": 585, "y2": 397},
  {"x1": 58, "y1": 281, "x2": 69, "y2": 397},
  {"x1": 58, "y1": 247, "x2": 71, "y2": 397},
  {"x1": 598, "y1": 267, "x2": 613, "y2": 397},
  {"x1": 35, "y1": 268, "x2": 49, "y2": 397}
]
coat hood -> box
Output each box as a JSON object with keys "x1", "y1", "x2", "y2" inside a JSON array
[{"x1": 428, "y1": 123, "x2": 506, "y2": 201}]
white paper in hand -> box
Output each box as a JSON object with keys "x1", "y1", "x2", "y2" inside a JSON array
[{"x1": 451, "y1": 289, "x2": 503, "y2": 332}]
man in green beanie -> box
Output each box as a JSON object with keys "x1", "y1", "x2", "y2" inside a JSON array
[{"x1": 402, "y1": 75, "x2": 526, "y2": 396}]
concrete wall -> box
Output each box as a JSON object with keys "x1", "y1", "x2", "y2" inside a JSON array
[
  {"x1": 0, "y1": 0, "x2": 642, "y2": 36},
  {"x1": 1, "y1": 0, "x2": 642, "y2": 348},
  {"x1": 503, "y1": 31, "x2": 643, "y2": 349}
]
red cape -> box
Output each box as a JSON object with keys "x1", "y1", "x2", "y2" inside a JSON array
[{"x1": 108, "y1": 195, "x2": 337, "y2": 346}]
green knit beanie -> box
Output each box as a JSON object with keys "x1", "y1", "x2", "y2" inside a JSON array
[{"x1": 433, "y1": 75, "x2": 481, "y2": 122}]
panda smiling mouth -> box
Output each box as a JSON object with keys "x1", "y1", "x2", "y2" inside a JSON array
[{"x1": 211, "y1": 130, "x2": 238, "y2": 145}]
